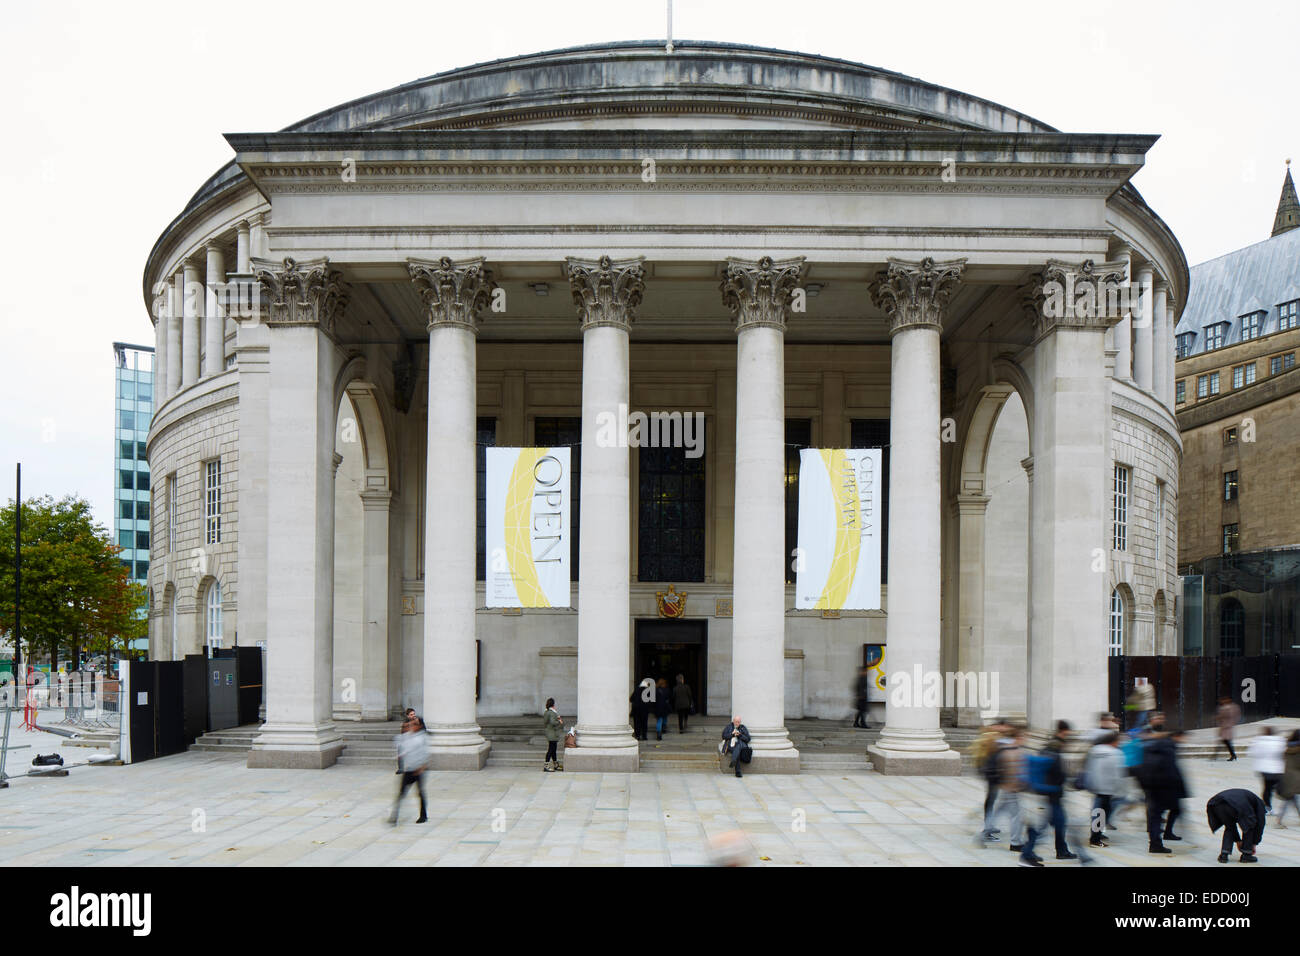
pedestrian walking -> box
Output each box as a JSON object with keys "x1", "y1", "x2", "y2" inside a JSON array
[
  {"x1": 987, "y1": 725, "x2": 1029, "y2": 858},
  {"x1": 1216, "y1": 697, "x2": 1241, "y2": 761},
  {"x1": 672, "y1": 674, "x2": 693, "y2": 733},
  {"x1": 390, "y1": 712, "x2": 429, "y2": 825},
  {"x1": 654, "y1": 678, "x2": 671, "y2": 740},
  {"x1": 542, "y1": 697, "x2": 563, "y2": 772},
  {"x1": 1206, "y1": 788, "x2": 1266, "y2": 863},
  {"x1": 1136, "y1": 723, "x2": 1187, "y2": 853},
  {"x1": 721, "y1": 716, "x2": 752, "y2": 777},
  {"x1": 973, "y1": 718, "x2": 1010, "y2": 843},
  {"x1": 1023, "y1": 720, "x2": 1083, "y2": 864},
  {"x1": 1082, "y1": 731, "x2": 1128, "y2": 847},
  {"x1": 1128, "y1": 682, "x2": 1156, "y2": 735},
  {"x1": 1250, "y1": 726, "x2": 1286, "y2": 813},
  {"x1": 1273, "y1": 730, "x2": 1300, "y2": 827},
  {"x1": 630, "y1": 678, "x2": 653, "y2": 741},
  {"x1": 852, "y1": 666, "x2": 872, "y2": 729}
]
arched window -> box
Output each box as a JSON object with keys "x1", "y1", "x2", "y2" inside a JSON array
[
  {"x1": 1220, "y1": 599, "x2": 1244, "y2": 657},
  {"x1": 1109, "y1": 588, "x2": 1125, "y2": 656},
  {"x1": 206, "y1": 581, "x2": 223, "y2": 650}
]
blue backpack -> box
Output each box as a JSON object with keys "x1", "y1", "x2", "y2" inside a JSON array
[
  {"x1": 1121, "y1": 736, "x2": 1145, "y2": 768},
  {"x1": 1024, "y1": 752, "x2": 1060, "y2": 796}
]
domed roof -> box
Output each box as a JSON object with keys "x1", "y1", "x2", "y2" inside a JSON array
[{"x1": 284, "y1": 41, "x2": 1055, "y2": 134}]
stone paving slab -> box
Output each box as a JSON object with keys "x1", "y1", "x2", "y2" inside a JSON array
[{"x1": 2, "y1": 750, "x2": 1298, "y2": 866}]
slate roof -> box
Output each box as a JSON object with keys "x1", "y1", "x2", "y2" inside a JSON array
[{"x1": 1175, "y1": 225, "x2": 1300, "y2": 357}]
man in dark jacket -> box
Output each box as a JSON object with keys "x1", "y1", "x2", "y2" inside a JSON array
[
  {"x1": 853, "y1": 667, "x2": 872, "y2": 729},
  {"x1": 630, "y1": 679, "x2": 653, "y2": 741},
  {"x1": 672, "y1": 674, "x2": 693, "y2": 733},
  {"x1": 722, "y1": 716, "x2": 752, "y2": 777},
  {"x1": 1207, "y1": 788, "x2": 1266, "y2": 863},
  {"x1": 1137, "y1": 725, "x2": 1188, "y2": 853}
]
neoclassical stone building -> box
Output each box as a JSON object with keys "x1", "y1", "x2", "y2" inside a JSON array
[{"x1": 144, "y1": 42, "x2": 1185, "y2": 772}]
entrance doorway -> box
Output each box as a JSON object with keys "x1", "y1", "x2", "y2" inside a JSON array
[{"x1": 634, "y1": 619, "x2": 707, "y2": 716}]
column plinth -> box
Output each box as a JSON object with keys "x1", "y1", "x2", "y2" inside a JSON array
[{"x1": 409, "y1": 256, "x2": 494, "y2": 769}]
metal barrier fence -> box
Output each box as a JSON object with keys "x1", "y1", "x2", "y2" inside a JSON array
[{"x1": 1109, "y1": 654, "x2": 1300, "y2": 731}]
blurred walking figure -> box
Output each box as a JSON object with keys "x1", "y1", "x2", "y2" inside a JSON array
[
  {"x1": 390, "y1": 711, "x2": 429, "y2": 825},
  {"x1": 1136, "y1": 721, "x2": 1187, "y2": 853},
  {"x1": 672, "y1": 674, "x2": 693, "y2": 733},
  {"x1": 542, "y1": 697, "x2": 563, "y2": 772},
  {"x1": 853, "y1": 667, "x2": 872, "y2": 729},
  {"x1": 722, "y1": 716, "x2": 752, "y2": 777},
  {"x1": 1207, "y1": 788, "x2": 1266, "y2": 863},
  {"x1": 1083, "y1": 731, "x2": 1128, "y2": 848},
  {"x1": 973, "y1": 718, "x2": 1010, "y2": 843},
  {"x1": 1216, "y1": 697, "x2": 1241, "y2": 761},
  {"x1": 630, "y1": 678, "x2": 654, "y2": 741},
  {"x1": 1128, "y1": 682, "x2": 1156, "y2": 735},
  {"x1": 654, "y1": 678, "x2": 671, "y2": 740},
  {"x1": 1274, "y1": 730, "x2": 1300, "y2": 827},
  {"x1": 1023, "y1": 720, "x2": 1082, "y2": 863},
  {"x1": 1250, "y1": 725, "x2": 1286, "y2": 813},
  {"x1": 987, "y1": 724, "x2": 1029, "y2": 858}
]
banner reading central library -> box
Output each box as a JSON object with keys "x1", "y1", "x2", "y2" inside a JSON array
[
  {"x1": 795, "y1": 448, "x2": 883, "y2": 610},
  {"x1": 486, "y1": 447, "x2": 571, "y2": 608}
]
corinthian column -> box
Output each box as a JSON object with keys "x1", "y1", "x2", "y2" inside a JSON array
[
  {"x1": 247, "y1": 256, "x2": 350, "y2": 769},
  {"x1": 1023, "y1": 258, "x2": 1126, "y2": 733},
  {"x1": 182, "y1": 258, "x2": 201, "y2": 389},
  {"x1": 204, "y1": 243, "x2": 227, "y2": 378},
  {"x1": 1112, "y1": 244, "x2": 1133, "y2": 382},
  {"x1": 719, "y1": 255, "x2": 803, "y2": 772},
  {"x1": 1133, "y1": 265, "x2": 1155, "y2": 391},
  {"x1": 867, "y1": 257, "x2": 965, "y2": 775},
  {"x1": 1152, "y1": 279, "x2": 1170, "y2": 405},
  {"x1": 563, "y1": 255, "x2": 644, "y2": 773},
  {"x1": 408, "y1": 256, "x2": 494, "y2": 769}
]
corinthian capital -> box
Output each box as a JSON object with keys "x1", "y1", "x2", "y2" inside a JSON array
[
  {"x1": 567, "y1": 255, "x2": 646, "y2": 332},
  {"x1": 719, "y1": 256, "x2": 805, "y2": 333},
  {"x1": 1022, "y1": 258, "x2": 1127, "y2": 339},
  {"x1": 407, "y1": 256, "x2": 495, "y2": 334},
  {"x1": 252, "y1": 256, "x2": 349, "y2": 332},
  {"x1": 869, "y1": 257, "x2": 966, "y2": 336}
]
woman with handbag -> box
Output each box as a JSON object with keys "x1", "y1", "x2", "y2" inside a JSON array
[{"x1": 542, "y1": 698, "x2": 563, "y2": 772}]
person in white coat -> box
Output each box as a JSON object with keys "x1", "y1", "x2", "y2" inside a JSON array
[{"x1": 1251, "y1": 726, "x2": 1287, "y2": 813}]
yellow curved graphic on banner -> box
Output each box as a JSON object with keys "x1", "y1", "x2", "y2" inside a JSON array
[
  {"x1": 816, "y1": 449, "x2": 861, "y2": 609},
  {"x1": 504, "y1": 447, "x2": 552, "y2": 608}
]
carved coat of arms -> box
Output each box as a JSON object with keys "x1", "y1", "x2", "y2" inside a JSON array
[{"x1": 655, "y1": 584, "x2": 688, "y2": 618}]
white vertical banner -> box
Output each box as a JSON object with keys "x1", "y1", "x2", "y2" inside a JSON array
[
  {"x1": 794, "y1": 448, "x2": 882, "y2": 610},
  {"x1": 485, "y1": 447, "x2": 571, "y2": 608}
]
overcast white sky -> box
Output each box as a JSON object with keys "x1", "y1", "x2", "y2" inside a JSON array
[{"x1": 1, "y1": 0, "x2": 1295, "y2": 529}]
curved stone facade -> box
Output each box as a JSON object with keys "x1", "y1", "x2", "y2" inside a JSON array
[{"x1": 144, "y1": 42, "x2": 1188, "y2": 771}]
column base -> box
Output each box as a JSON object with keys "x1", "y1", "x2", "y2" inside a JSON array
[
  {"x1": 247, "y1": 723, "x2": 344, "y2": 769},
  {"x1": 717, "y1": 748, "x2": 800, "y2": 775},
  {"x1": 867, "y1": 744, "x2": 963, "y2": 776},
  {"x1": 427, "y1": 741, "x2": 491, "y2": 771}
]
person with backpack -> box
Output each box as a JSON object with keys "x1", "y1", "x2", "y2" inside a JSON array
[
  {"x1": 654, "y1": 678, "x2": 672, "y2": 740},
  {"x1": 672, "y1": 674, "x2": 693, "y2": 733},
  {"x1": 1082, "y1": 731, "x2": 1127, "y2": 848},
  {"x1": 1022, "y1": 720, "x2": 1080, "y2": 865},
  {"x1": 542, "y1": 697, "x2": 563, "y2": 772}
]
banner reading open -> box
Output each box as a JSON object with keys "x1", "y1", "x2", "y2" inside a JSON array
[{"x1": 486, "y1": 447, "x2": 571, "y2": 608}]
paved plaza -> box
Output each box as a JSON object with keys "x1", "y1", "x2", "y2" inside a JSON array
[{"x1": 3, "y1": 739, "x2": 1299, "y2": 867}]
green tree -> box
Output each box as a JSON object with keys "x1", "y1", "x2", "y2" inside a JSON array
[{"x1": 0, "y1": 495, "x2": 144, "y2": 666}]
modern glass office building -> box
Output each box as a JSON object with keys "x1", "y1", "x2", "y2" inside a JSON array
[{"x1": 114, "y1": 342, "x2": 154, "y2": 654}]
